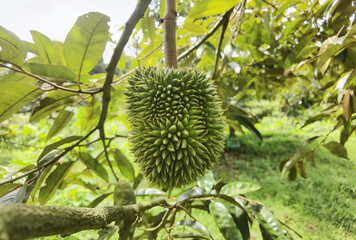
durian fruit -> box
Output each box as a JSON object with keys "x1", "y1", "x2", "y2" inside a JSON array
[{"x1": 126, "y1": 68, "x2": 225, "y2": 189}]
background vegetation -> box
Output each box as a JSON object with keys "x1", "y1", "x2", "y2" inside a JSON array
[{"x1": 0, "y1": 0, "x2": 355, "y2": 239}]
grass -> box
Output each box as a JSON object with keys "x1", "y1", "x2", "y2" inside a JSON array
[{"x1": 214, "y1": 110, "x2": 356, "y2": 240}]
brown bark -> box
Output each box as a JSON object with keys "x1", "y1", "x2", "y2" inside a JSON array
[
  {"x1": 0, "y1": 197, "x2": 166, "y2": 240},
  {"x1": 162, "y1": 0, "x2": 177, "y2": 68}
]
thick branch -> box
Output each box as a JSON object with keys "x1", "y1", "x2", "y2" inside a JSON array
[
  {"x1": 0, "y1": 197, "x2": 167, "y2": 240},
  {"x1": 177, "y1": 10, "x2": 233, "y2": 61},
  {"x1": 163, "y1": 0, "x2": 177, "y2": 68}
]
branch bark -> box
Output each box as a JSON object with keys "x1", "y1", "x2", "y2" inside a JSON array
[
  {"x1": 97, "y1": 0, "x2": 151, "y2": 130},
  {"x1": 0, "y1": 197, "x2": 167, "y2": 240},
  {"x1": 213, "y1": 8, "x2": 233, "y2": 79},
  {"x1": 162, "y1": 0, "x2": 177, "y2": 68}
]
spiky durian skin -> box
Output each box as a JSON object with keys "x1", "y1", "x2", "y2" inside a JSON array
[{"x1": 126, "y1": 68, "x2": 225, "y2": 189}]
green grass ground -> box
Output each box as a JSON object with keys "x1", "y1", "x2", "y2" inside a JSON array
[{"x1": 214, "y1": 113, "x2": 356, "y2": 240}]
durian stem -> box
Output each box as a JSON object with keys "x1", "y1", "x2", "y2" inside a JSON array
[{"x1": 163, "y1": 0, "x2": 177, "y2": 68}]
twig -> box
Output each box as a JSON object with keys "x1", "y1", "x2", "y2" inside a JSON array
[
  {"x1": 0, "y1": 128, "x2": 97, "y2": 186},
  {"x1": 262, "y1": 0, "x2": 277, "y2": 11},
  {"x1": 0, "y1": 63, "x2": 101, "y2": 95},
  {"x1": 236, "y1": 0, "x2": 247, "y2": 35},
  {"x1": 177, "y1": 10, "x2": 233, "y2": 61},
  {"x1": 177, "y1": 205, "x2": 198, "y2": 222},
  {"x1": 112, "y1": 42, "x2": 163, "y2": 85},
  {"x1": 141, "y1": 208, "x2": 172, "y2": 232},
  {"x1": 139, "y1": 41, "x2": 164, "y2": 63},
  {"x1": 78, "y1": 134, "x2": 128, "y2": 147},
  {"x1": 279, "y1": 220, "x2": 303, "y2": 238},
  {"x1": 101, "y1": 138, "x2": 118, "y2": 181},
  {"x1": 112, "y1": 68, "x2": 136, "y2": 85},
  {"x1": 0, "y1": 140, "x2": 43, "y2": 149},
  {"x1": 213, "y1": 8, "x2": 233, "y2": 79}
]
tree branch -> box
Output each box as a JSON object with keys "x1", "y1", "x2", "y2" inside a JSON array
[
  {"x1": 213, "y1": 8, "x2": 233, "y2": 79},
  {"x1": 177, "y1": 10, "x2": 233, "y2": 61},
  {"x1": 96, "y1": 1, "x2": 151, "y2": 172},
  {"x1": 0, "y1": 63, "x2": 101, "y2": 95},
  {"x1": 0, "y1": 197, "x2": 167, "y2": 240},
  {"x1": 163, "y1": 0, "x2": 177, "y2": 68},
  {"x1": 0, "y1": 128, "x2": 97, "y2": 186},
  {"x1": 101, "y1": 138, "x2": 118, "y2": 181},
  {"x1": 112, "y1": 42, "x2": 163, "y2": 85},
  {"x1": 97, "y1": 0, "x2": 151, "y2": 130}
]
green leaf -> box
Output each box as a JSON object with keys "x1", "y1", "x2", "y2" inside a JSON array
[
  {"x1": 197, "y1": 170, "x2": 215, "y2": 193},
  {"x1": 253, "y1": 205, "x2": 291, "y2": 240},
  {"x1": 0, "y1": 183, "x2": 21, "y2": 198},
  {"x1": 75, "y1": 95, "x2": 101, "y2": 131},
  {"x1": 5, "y1": 164, "x2": 36, "y2": 179},
  {"x1": 87, "y1": 192, "x2": 112, "y2": 208},
  {"x1": 209, "y1": 201, "x2": 243, "y2": 240},
  {"x1": 234, "y1": 116, "x2": 262, "y2": 141},
  {"x1": 324, "y1": 141, "x2": 348, "y2": 159},
  {"x1": 30, "y1": 164, "x2": 55, "y2": 201},
  {"x1": 276, "y1": 0, "x2": 302, "y2": 17},
  {"x1": 228, "y1": 200, "x2": 250, "y2": 240},
  {"x1": 117, "y1": 55, "x2": 126, "y2": 70},
  {"x1": 220, "y1": 182, "x2": 261, "y2": 196},
  {"x1": 284, "y1": 34, "x2": 314, "y2": 70},
  {"x1": 112, "y1": 149, "x2": 135, "y2": 181},
  {"x1": 134, "y1": 188, "x2": 167, "y2": 196},
  {"x1": 46, "y1": 110, "x2": 74, "y2": 141},
  {"x1": 30, "y1": 90, "x2": 76, "y2": 122},
  {"x1": 38, "y1": 135, "x2": 82, "y2": 161},
  {"x1": 64, "y1": 12, "x2": 110, "y2": 76},
  {"x1": 142, "y1": 13, "x2": 155, "y2": 48},
  {"x1": 23, "y1": 63, "x2": 77, "y2": 81},
  {"x1": 176, "y1": 187, "x2": 203, "y2": 203},
  {"x1": 30, "y1": 30, "x2": 56, "y2": 64},
  {"x1": 181, "y1": 22, "x2": 209, "y2": 34},
  {"x1": 0, "y1": 74, "x2": 42, "y2": 123},
  {"x1": 80, "y1": 152, "x2": 109, "y2": 182},
  {"x1": 281, "y1": 17, "x2": 306, "y2": 41},
  {"x1": 39, "y1": 161, "x2": 74, "y2": 204},
  {"x1": 188, "y1": 0, "x2": 239, "y2": 19},
  {"x1": 0, "y1": 25, "x2": 26, "y2": 66},
  {"x1": 133, "y1": 173, "x2": 143, "y2": 190},
  {"x1": 317, "y1": 37, "x2": 356, "y2": 74},
  {"x1": 176, "y1": 219, "x2": 211, "y2": 237},
  {"x1": 14, "y1": 183, "x2": 27, "y2": 203},
  {"x1": 159, "y1": 0, "x2": 165, "y2": 17}
]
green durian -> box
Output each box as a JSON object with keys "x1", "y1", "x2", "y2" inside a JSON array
[{"x1": 126, "y1": 68, "x2": 225, "y2": 189}]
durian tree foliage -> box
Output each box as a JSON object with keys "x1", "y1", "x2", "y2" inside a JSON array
[{"x1": 0, "y1": 0, "x2": 354, "y2": 239}]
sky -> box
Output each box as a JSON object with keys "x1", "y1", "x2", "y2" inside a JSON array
[{"x1": 0, "y1": 0, "x2": 138, "y2": 60}]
